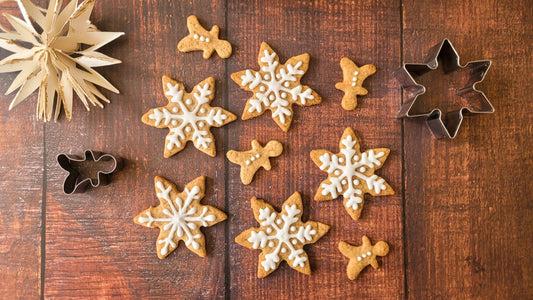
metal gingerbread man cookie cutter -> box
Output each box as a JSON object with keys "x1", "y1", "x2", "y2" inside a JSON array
[
  {"x1": 394, "y1": 39, "x2": 494, "y2": 139},
  {"x1": 57, "y1": 150, "x2": 123, "y2": 194}
]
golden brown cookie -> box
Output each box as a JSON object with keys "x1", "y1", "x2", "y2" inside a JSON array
[
  {"x1": 231, "y1": 42, "x2": 322, "y2": 132},
  {"x1": 142, "y1": 76, "x2": 236, "y2": 158},
  {"x1": 226, "y1": 140, "x2": 283, "y2": 185},
  {"x1": 338, "y1": 236, "x2": 389, "y2": 280},
  {"x1": 134, "y1": 176, "x2": 227, "y2": 258},
  {"x1": 335, "y1": 57, "x2": 376, "y2": 110},
  {"x1": 235, "y1": 192, "x2": 330, "y2": 278},
  {"x1": 310, "y1": 127, "x2": 394, "y2": 220},
  {"x1": 177, "y1": 15, "x2": 232, "y2": 59}
]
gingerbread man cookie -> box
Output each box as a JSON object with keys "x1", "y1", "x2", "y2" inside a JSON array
[
  {"x1": 338, "y1": 236, "x2": 389, "y2": 280},
  {"x1": 178, "y1": 15, "x2": 232, "y2": 59},
  {"x1": 335, "y1": 57, "x2": 376, "y2": 110},
  {"x1": 226, "y1": 140, "x2": 283, "y2": 185}
]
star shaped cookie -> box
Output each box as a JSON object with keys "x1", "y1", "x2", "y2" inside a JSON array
[
  {"x1": 134, "y1": 176, "x2": 227, "y2": 258},
  {"x1": 311, "y1": 127, "x2": 394, "y2": 220},
  {"x1": 231, "y1": 42, "x2": 322, "y2": 131},
  {"x1": 335, "y1": 57, "x2": 376, "y2": 110},
  {"x1": 226, "y1": 140, "x2": 283, "y2": 185},
  {"x1": 235, "y1": 192, "x2": 330, "y2": 278},
  {"x1": 338, "y1": 236, "x2": 389, "y2": 280},
  {"x1": 177, "y1": 15, "x2": 232, "y2": 59},
  {"x1": 142, "y1": 76, "x2": 236, "y2": 158}
]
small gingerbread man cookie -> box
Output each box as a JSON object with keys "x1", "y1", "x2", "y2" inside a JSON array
[
  {"x1": 335, "y1": 57, "x2": 376, "y2": 110},
  {"x1": 227, "y1": 140, "x2": 283, "y2": 185},
  {"x1": 338, "y1": 236, "x2": 389, "y2": 280},
  {"x1": 178, "y1": 15, "x2": 232, "y2": 59}
]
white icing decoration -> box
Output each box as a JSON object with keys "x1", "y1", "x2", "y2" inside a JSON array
[
  {"x1": 137, "y1": 180, "x2": 215, "y2": 256},
  {"x1": 205, "y1": 37, "x2": 210, "y2": 42},
  {"x1": 245, "y1": 160, "x2": 251, "y2": 165},
  {"x1": 318, "y1": 134, "x2": 387, "y2": 211},
  {"x1": 194, "y1": 34, "x2": 199, "y2": 39},
  {"x1": 247, "y1": 204, "x2": 317, "y2": 271},
  {"x1": 255, "y1": 154, "x2": 260, "y2": 158},
  {"x1": 200, "y1": 36, "x2": 205, "y2": 42},
  {"x1": 149, "y1": 82, "x2": 228, "y2": 151},
  {"x1": 239, "y1": 48, "x2": 315, "y2": 124},
  {"x1": 367, "y1": 251, "x2": 372, "y2": 256},
  {"x1": 356, "y1": 251, "x2": 373, "y2": 262}
]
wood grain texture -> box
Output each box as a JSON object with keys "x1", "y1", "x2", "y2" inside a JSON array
[
  {"x1": 402, "y1": 0, "x2": 533, "y2": 298},
  {"x1": 0, "y1": 0, "x2": 531, "y2": 298},
  {"x1": 226, "y1": 0, "x2": 403, "y2": 298},
  {"x1": 0, "y1": 3, "x2": 43, "y2": 299}
]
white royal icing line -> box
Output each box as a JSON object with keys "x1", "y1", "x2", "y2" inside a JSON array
[
  {"x1": 149, "y1": 82, "x2": 228, "y2": 151},
  {"x1": 239, "y1": 48, "x2": 315, "y2": 124},
  {"x1": 137, "y1": 180, "x2": 215, "y2": 256},
  {"x1": 247, "y1": 204, "x2": 317, "y2": 271},
  {"x1": 318, "y1": 134, "x2": 387, "y2": 211}
]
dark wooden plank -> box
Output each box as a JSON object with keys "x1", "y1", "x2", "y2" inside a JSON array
[
  {"x1": 402, "y1": 0, "x2": 533, "y2": 298},
  {"x1": 226, "y1": 1, "x2": 404, "y2": 298},
  {"x1": 43, "y1": 0, "x2": 227, "y2": 298},
  {"x1": 0, "y1": 3, "x2": 43, "y2": 299}
]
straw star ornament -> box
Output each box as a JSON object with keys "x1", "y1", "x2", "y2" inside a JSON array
[{"x1": 0, "y1": 0, "x2": 123, "y2": 121}]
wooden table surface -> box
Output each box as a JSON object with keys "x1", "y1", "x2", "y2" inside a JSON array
[{"x1": 1, "y1": 0, "x2": 531, "y2": 299}]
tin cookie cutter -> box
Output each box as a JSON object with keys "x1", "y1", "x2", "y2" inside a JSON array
[
  {"x1": 394, "y1": 39, "x2": 493, "y2": 139},
  {"x1": 57, "y1": 150, "x2": 123, "y2": 194}
]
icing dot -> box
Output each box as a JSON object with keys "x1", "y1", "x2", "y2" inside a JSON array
[
  {"x1": 194, "y1": 34, "x2": 199, "y2": 39},
  {"x1": 339, "y1": 157, "x2": 344, "y2": 163},
  {"x1": 354, "y1": 155, "x2": 359, "y2": 160},
  {"x1": 250, "y1": 156, "x2": 255, "y2": 161},
  {"x1": 290, "y1": 226, "x2": 296, "y2": 232},
  {"x1": 185, "y1": 99, "x2": 192, "y2": 105},
  {"x1": 171, "y1": 120, "x2": 177, "y2": 126},
  {"x1": 351, "y1": 82, "x2": 356, "y2": 87},
  {"x1": 268, "y1": 241, "x2": 275, "y2": 247},
  {"x1": 205, "y1": 37, "x2": 210, "y2": 42},
  {"x1": 353, "y1": 179, "x2": 360, "y2": 185},
  {"x1": 198, "y1": 122, "x2": 204, "y2": 128},
  {"x1": 359, "y1": 167, "x2": 366, "y2": 172},
  {"x1": 245, "y1": 160, "x2": 250, "y2": 165},
  {"x1": 185, "y1": 127, "x2": 191, "y2": 133},
  {"x1": 200, "y1": 108, "x2": 206, "y2": 113},
  {"x1": 200, "y1": 36, "x2": 205, "y2": 41},
  {"x1": 172, "y1": 107, "x2": 178, "y2": 113},
  {"x1": 281, "y1": 248, "x2": 287, "y2": 253},
  {"x1": 357, "y1": 257, "x2": 362, "y2": 261},
  {"x1": 266, "y1": 228, "x2": 272, "y2": 234},
  {"x1": 276, "y1": 74, "x2": 281, "y2": 79},
  {"x1": 352, "y1": 77, "x2": 357, "y2": 82},
  {"x1": 367, "y1": 251, "x2": 372, "y2": 256},
  {"x1": 354, "y1": 71, "x2": 359, "y2": 75},
  {"x1": 269, "y1": 94, "x2": 275, "y2": 100},
  {"x1": 334, "y1": 170, "x2": 341, "y2": 176},
  {"x1": 362, "y1": 254, "x2": 367, "y2": 258},
  {"x1": 264, "y1": 74, "x2": 270, "y2": 80},
  {"x1": 276, "y1": 219, "x2": 282, "y2": 225},
  {"x1": 291, "y1": 239, "x2": 297, "y2": 245},
  {"x1": 341, "y1": 179, "x2": 347, "y2": 185},
  {"x1": 255, "y1": 154, "x2": 260, "y2": 158},
  {"x1": 283, "y1": 82, "x2": 290, "y2": 87}
]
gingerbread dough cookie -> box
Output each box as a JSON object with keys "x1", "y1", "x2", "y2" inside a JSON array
[
  {"x1": 338, "y1": 236, "x2": 389, "y2": 280},
  {"x1": 235, "y1": 192, "x2": 330, "y2": 278},
  {"x1": 142, "y1": 76, "x2": 236, "y2": 158},
  {"x1": 227, "y1": 140, "x2": 283, "y2": 185},
  {"x1": 178, "y1": 15, "x2": 232, "y2": 59},
  {"x1": 134, "y1": 176, "x2": 227, "y2": 258},
  {"x1": 231, "y1": 42, "x2": 322, "y2": 131},
  {"x1": 335, "y1": 57, "x2": 376, "y2": 110}
]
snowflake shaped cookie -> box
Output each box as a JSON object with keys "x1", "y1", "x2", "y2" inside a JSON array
[
  {"x1": 311, "y1": 127, "x2": 394, "y2": 220},
  {"x1": 231, "y1": 42, "x2": 322, "y2": 131},
  {"x1": 134, "y1": 176, "x2": 226, "y2": 258},
  {"x1": 235, "y1": 192, "x2": 330, "y2": 278},
  {"x1": 142, "y1": 76, "x2": 236, "y2": 158}
]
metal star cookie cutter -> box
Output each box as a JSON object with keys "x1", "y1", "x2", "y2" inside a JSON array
[
  {"x1": 394, "y1": 39, "x2": 493, "y2": 139},
  {"x1": 57, "y1": 150, "x2": 123, "y2": 194}
]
